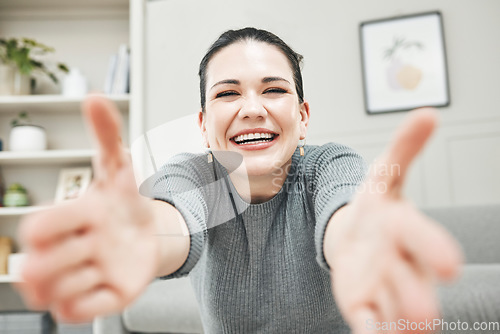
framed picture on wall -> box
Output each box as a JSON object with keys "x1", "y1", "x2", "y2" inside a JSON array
[
  {"x1": 54, "y1": 168, "x2": 92, "y2": 203},
  {"x1": 359, "y1": 11, "x2": 450, "y2": 114}
]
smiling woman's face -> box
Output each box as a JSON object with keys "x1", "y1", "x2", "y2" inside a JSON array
[{"x1": 199, "y1": 41, "x2": 309, "y2": 177}]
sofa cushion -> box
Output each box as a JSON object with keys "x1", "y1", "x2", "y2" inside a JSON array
[
  {"x1": 423, "y1": 205, "x2": 500, "y2": 264},
  {"x1": 437, "y1": 263, "x2": 500, "y2": 333}
]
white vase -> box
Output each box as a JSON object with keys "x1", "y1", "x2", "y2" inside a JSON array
[
  {"x1": 62, "y1": 68, "x2": 88, "y2": 97},
  {"x1": 0, "y1": 64, "x2": 31, "y2": 95},
  {"x1": 9, "y1": 125, "x2": 47, "y2": 151},
  {"x1": 8, "y1": 253, "x2": 27, "y2": 277}
]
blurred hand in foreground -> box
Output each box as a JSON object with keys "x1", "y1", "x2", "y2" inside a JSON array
[
  {"x1": 326, "y1": 108, "x2": 463, "y2": 334},
  {"x1": 16, "y1": 96, "x2": 160, "y2": 322}
]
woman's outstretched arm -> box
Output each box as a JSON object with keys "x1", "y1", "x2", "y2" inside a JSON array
[
  {"x1": 323, "y1": 108, "x2": 463, "y2": 334},
  {"x1": 15, "y1": 95, "x2": 190, "y2": 322}
]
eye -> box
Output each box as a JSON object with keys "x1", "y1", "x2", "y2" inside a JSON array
[
  {"x1": 215, "y1": 90, "x2": 239, "y2": 98},
  {"x1": 263, "y1": 87, "x2": 287, "y2": 94}
]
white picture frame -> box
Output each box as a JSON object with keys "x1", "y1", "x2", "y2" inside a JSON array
[
  {"x1": 54, "y1": 168, "x2": 92, "y2": 203},
  {"x1": 360, "y1": 11, "x2": 450, "y2": 114}
]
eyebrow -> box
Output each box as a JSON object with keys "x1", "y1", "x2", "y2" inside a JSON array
[
  {"x1": 210, "y1": 76, "x2": 291, "y2": 90},
  {"x1": 262, "y1": 76, "x2": 290, "y2": 84}
]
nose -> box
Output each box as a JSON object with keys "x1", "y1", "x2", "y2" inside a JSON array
[{"x1": 239, "y1": 94, "x2": 266, "y2": 119}]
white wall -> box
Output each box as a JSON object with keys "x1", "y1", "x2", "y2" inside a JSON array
[{"x1": 144, "y1": 0, "x2": 500, "y2": 207}]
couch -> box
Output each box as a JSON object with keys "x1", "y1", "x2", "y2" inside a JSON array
[{"x1": 94, "y1": 204, "x2": 500, "y2": 334}]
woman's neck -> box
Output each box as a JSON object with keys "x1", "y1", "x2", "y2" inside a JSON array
[{"x1": 228, "y1": 159, "x2": 291, "y2": 204}]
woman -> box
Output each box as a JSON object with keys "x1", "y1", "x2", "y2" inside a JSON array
[{"x1": 17, "y1": 28, "x2": 462, "y2": 333}]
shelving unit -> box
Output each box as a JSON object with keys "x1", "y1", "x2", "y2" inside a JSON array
[{"x1": 0, "y1": 0, "x2": 132, "y2": 316}]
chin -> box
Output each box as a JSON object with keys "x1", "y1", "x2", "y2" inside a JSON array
[{"x1": 239, "y1": 155, "x2": 288, "y2": 177}]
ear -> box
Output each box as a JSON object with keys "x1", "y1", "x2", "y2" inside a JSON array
[
  {"x1": 198, "y1": 109, "x2": 210, "y2": 148},
  {"x1": 299, "y1": 100, "x2": 310, "y2": 140}
]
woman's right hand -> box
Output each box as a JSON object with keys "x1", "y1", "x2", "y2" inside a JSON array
[{"x1": 15, "y1": 95, "x2": 160, "y2": 322}]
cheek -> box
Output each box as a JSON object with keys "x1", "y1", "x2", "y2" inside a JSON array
[
  {"x1": 269, "y1": 101, "x2": 302, "y2": 130},
  {"x1": 207, "y1": 112, "x2": 231, "y2": 139}
]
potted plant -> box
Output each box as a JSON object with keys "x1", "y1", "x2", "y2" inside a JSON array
[
  {"x1": 0, "y1": 37, "x2": 69, "y2": 95},
  {"x1": 3, "y1": 183, "x2": 29, "y2": 207},
  {"x1": 9, "y1": 111, "x2": 47, "y2": 151}
]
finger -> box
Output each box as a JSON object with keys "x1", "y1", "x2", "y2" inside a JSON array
[
  {"x1": 390, "y1": 254, "x2": 439, "y2": 329},
  {"x1": 23, "y1": 233, "x2": 94, "y2": 289},
  {"x1": 19, "y1": 200, "x2": 90, "y2": 249},
  {"x1": 398, "y1": 208, "x2": 463, "y2": 281},
  {"x1": 82, "y1": 94, "x2": 125, "y2": 179},
  {"x1": 54, "y1": 287, "x2": 121, "y2": 323},
  {"x1": 51, "y1": 265, "x2": 102, "y2": 302},
  {"x1": 350, "y1": 306, "x2": 378, "y2": 334},
  {"x1": 373, "y1": 283, "x2": 399, "y2": 333},
  {"x1": 370, "y1": 108, "x2": 437, "y2": 196}
]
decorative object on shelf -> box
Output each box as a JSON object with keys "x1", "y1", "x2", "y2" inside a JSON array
[
  {"x1": 3, "y1": 183, "x2": 29, "y2": 207},
  {"x1": 0, "y1": 37, "x2": 69, "y2": 96},
  {"x1": 9, "y1": 111, "x2": 48, "y2": 151},
  {"x1": 0, "y1": 137, "x2": 3, "y2": 151},
  {"x1": 0, "y1": 236, "x2": 13, "y2": 275},
  {"x1": 62, "y1": 68, "x2": 88, "y2": 97},
  {"x1": 104, "y1": 43, "x2": 130, "y2": 94},
  {"x1": 359, "y1": 11, "x2": 450, "y2": 114},
  {"x1": 8, "y1": 252, "x2": 26, "y2": 278},
  {"x1": 55, "y1": 167, "x2": 92, "y2": 203}
]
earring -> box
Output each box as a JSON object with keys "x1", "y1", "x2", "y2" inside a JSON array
[
  {"x1": 298, "y1": 139, "x2": 306, "y2": 156},
  {"x1": 205, "y1": 148, "x2": 213, "y2": 163},
  {"x1": 205, "y1": 146, "x2": 213, "y2": 163}
]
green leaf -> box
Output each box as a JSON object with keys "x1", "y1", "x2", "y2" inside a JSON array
[
  {"x1": 58, "y1": 63, "x2": 69, "y2": 72},
  {"x1": 48, "y1": 72, "x2": 58, "y2": 84},
  {"x1": 0, "y1": 37, "x2": 66, "y2": 81}
]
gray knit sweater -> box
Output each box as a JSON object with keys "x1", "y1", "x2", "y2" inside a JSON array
[{"x1": 148, "y1": 143, "x2": 367, "y2": 333}]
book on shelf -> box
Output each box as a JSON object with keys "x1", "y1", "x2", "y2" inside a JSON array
[
  {"x1": 103, "y1": 54, "x2": 118, "y2": 95},
  {"x1": 104, "y1": 44, "x2": 130, "y2": 95}
]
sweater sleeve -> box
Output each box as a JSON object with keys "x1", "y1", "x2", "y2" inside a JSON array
[
  {"x1": 306, "y1": 143, "x2": 367, "y2": 272},
  {"x1": 140, "y1": 153, "x2": 212, "y2": 279}
]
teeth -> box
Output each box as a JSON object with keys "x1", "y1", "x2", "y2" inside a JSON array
[{"x1": 233, "y1": 132, "x2": 275, "y2": 143}]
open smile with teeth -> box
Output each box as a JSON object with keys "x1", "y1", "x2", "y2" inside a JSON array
[{"x1": 231, "y1": 132, "x2": 278, "y2": 145}]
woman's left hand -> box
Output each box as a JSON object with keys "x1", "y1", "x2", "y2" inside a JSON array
[{"x1": 326, "y1": 108, "x2": 463, "y2": 333}]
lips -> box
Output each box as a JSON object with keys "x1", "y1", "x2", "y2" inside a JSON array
[
  {"x1": 232, "y1": 132, "x2": 276, "y2": 145},
  {"x1": 229, "y1": 128, "x2": 279, "y2": 149}
]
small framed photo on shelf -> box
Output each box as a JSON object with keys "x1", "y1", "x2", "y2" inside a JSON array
[
  {"x1": 55, "y1": 168, "x2": 92, "y2": 203},
  {"x1": 359, "y1": 11, "x2": 450, "y2": 114}
]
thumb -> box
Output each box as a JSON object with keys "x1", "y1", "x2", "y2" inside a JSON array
[
  {"x1": 370, "y1": 108, "x2": 437, "y2": 197},
  {"x1": 83, "y1": 94, "x2": 125, "y2": 180}
]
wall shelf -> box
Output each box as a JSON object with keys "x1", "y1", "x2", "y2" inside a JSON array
[
  {"x1": 0, "y1": 275, "x2": 22, "y2": 283},
  {"x1": 0, "y1": 149, "x2": 95, "y2": 165},
  {"x1": 0, "y1": 94, "x2": 129, "y2": 113},
  {"x1": 0, "y1": 206, "x2": 47, "y2": 217}
]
